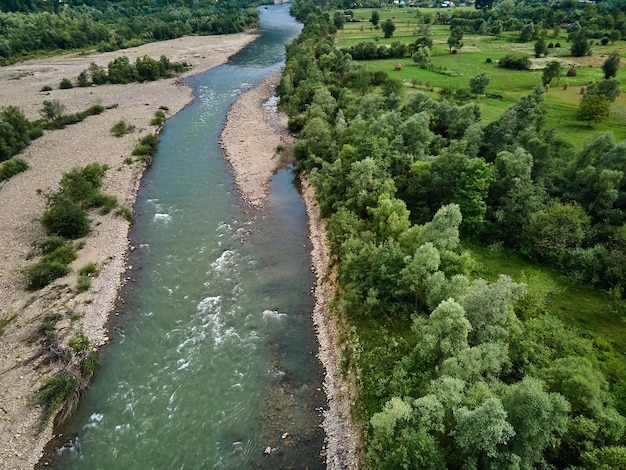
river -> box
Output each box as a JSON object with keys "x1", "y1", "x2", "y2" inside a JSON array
[{"x1": 51, "y1": 5, "x2": 326, "y2": 469}]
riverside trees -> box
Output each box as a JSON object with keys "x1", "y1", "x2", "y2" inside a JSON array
[{"x1": 282, "y1": 2, "x2": 626, "y2": 468}]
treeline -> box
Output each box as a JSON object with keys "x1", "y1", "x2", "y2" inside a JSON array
[
  {"x1": 281, "y1": 1, "x2": 626, "y2": 468},
  {"x1": 0, "y1": 0, "x2": 261, "y2": 64}
]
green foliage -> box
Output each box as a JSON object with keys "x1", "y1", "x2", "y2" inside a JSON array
[
  {"x1": 382, "y1": 19, "x2": 395, "y2": 39},
  {"x1": 26, "y1": 259, "x2": 70, "y2": 290},
  {"x1": 0, "y1": 105, "x2": 33, "y2": 161},
  {"x1": 41, "y1": 196, "x2": 89, "y2": 239},
  {"x1": 111, "y1": 120, "x2": 134, "y2": 137},
  {"x1": 35, "y1": 372, "x2": 79, "y2": 424},
  {"x1": 534, "y1": 37, "x2": 548, "y2": 58},
  {"x1": 578, "y1": 94, "x2": 610, "y2": 127},
  {"x1": 0, "y1": 156, "x2": 28, "y2": 181},
  {"x1": 542, "y1": 60, "x2": 561, "y2": 86},
  {"x1": 498, "y1": 54, "x2": 531, "y2": 71},
  {"x1": 68, "y1": 332, "x2": 89, "y2": 354},
  {"x1": 58, "y1": 78, "x2": 73, "y2": 89},
  {"x1": 571, "y1": 32, "x2": 591, "y2": 57},
  {"x1": 150, "y1": 110, "x2": 166, "y2": 126},
  {"x1": 132, "y1": 133, "x2": 159, "y2": 157},
  {"x1": 469, "y1": 71, "x2": 490, "y2": 95}
]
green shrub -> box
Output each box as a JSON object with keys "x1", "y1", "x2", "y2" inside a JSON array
[
  {"x1": 0, "y1": 157, "x2": 28, "y2": 181},
  {"x1": 111, "y1": 120, "x2": 134, "y2": 137},
  {"x1": 498, "y1": 54, "x2": 531, "y2": 70},
  {"x1": 26, "y1": 260, "x2": 69, "y2": 289},
  {"x1": 84, "y1": 104, "x2": 104, "y2": 116},
  {"x1": 68, "y1": 331, "x2": 89, "y2": 354},
  {"x1": 59, "y1": 78, "x2": 73, "y2": 89},
  {"x1": 41, "y1": 196, "x2": 90, "y2": 239},
  {"x1": 81, "y1": 353, "x2": 99, "y2": 377},
  {"x1": 116, "y1": 206, "x2": 134, "y2": 223},
  {"x1": 35, "y1": 372, "x2": 79, "y2": 423},
  {"x1": 76, "y1": 274, "x2": 91, "y2": 293},
  {"x1": 150, "y1": 110, "x2": 166, "y2": 126},
  {"x1": 44, "y1": 244, "x2": 77, "y2": 265},
  {"x1": 132, "y1": 134, "x2": 158, "y2": 156},
  {"x1": 76, "y1": 71, "x2": 90, "y2": 87},
  {"x1": 40, "y1": 85, "x2": 52, "y2": 92},
  {"x1": 88, "y1": 192, "x2": 118, "y2": 213},
  {"x1": 78, "y1": 262, "x2": 97, "y2": 276}
]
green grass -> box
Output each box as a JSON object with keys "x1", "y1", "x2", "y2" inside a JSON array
[
  {"x1": 335, "y1": 8, "x2": 626, "y2": 148},
  {"x1": 469, "y1": 244, "x2": 626, "y2": 354}
]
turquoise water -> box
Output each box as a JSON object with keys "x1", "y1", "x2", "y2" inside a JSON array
[{"x1": 51, "y1": 6, "x2": 325, "y2": 469}]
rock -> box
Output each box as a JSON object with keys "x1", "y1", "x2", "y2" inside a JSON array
[
  {"x1": 264, "y1": 446, "x2": 272, "y2": 455},
  {"x1": 282, "y1": 432, "x2": 289, "y2": 439}
]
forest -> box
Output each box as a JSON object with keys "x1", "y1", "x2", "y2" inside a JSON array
[
  {"x1": 0, "y1": 0, "x2": 261, "y2": 64},
  {"x1": 280, "y1": 0, "x2": 626, "y2": 468}
]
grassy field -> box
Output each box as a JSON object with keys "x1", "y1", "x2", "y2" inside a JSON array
[
  {"x1": 335, "y1": 7, "x2": 626, "y2": 148},
  {"x1": 469, "y1": 244, "x2": 626, "y2": 354}
]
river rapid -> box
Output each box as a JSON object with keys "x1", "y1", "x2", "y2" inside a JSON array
[{"x1": 51, "y1": 5, "x2": 327, "y2": 469}]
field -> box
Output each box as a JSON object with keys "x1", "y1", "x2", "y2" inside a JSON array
[{"x1": 335, "y1": 6, "x2": 626, "y2": 149}]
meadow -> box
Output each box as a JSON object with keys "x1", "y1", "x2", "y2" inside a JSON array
[{"x1": 335, "y1": 6, "x2": 626, "y2": 149}]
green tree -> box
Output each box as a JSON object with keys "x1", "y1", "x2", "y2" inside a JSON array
[
  {"x1": 542, "y1": 60, "x2": 561, "y2": 86},
  {"x1": 570, "y1": 32, "x2": 590, "y2": 57},
  {"x1": 519, "y1": 23, "x2": 535, "y2": 42},
  {"x1": 333, "y1": 11, "x2": 345, "y2": 30},
  {"x1": 578, "y1": 94, "x2": 610, "y2": 127},
  {"x1": 534, "y1": 37, "x2": 547, "y2": 57},
  {"x1": 370, "y1": 10, "x2": 380, "y2": 26},
  {"x1": 417, "y1": 204, "x2": 462, "y2": 252},
  {"x1": 41, "y1": 195, "x2": 90, "y2": 239},
  {"x1": 527, "y1": 202, "x2": 590, "y2": 259},
  {"x1": 601, "y1": 51, "x2": 621, "y2": 79},
  {"x1": 447, "y1": 27, "x2": 464, "y2": 52},
  {"x1": 382, "y1": 19, "x2": 396, "y2": 39},
  {"x1": 469, "y1": 72, "x2": 490, "y2": 95},
  {"x1": 585, "y1": 78, "x2": 621, "y2": 102},
  {"x1": 501, "y1": 377, "x2": 570, "y2": 467}
]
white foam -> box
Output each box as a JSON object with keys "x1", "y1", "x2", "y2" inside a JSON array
[
  {"x1": 154, "y1": 213, "x2": 171, "y2": 222},
  {"x1": 262, "y1": 309, "x2": 287, "y2": 320}
]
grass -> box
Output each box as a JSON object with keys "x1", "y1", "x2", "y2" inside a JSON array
[
  {"x1": 335, "y1": 7, "x2": 626, "y2": 149},
  {"x1": 468, "y1": 243, "x2": 626, "y2": 354}
]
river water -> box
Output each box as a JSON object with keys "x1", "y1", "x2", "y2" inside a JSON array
[{"x1": 51, "y1": 6, "x2": 326, "y2": 469}]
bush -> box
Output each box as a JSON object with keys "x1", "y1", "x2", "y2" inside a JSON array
[
  {"x1": 59, "y1": 78, "x2": 73, "y2": 89},
  {"x1": 131, "y1": 134, "x2": 158, "y2": 156},
  {"x1": 498, "y1": 54, "x2": 531, "y2": 70},
  {"x1": 76, "y1": 71, "x2": 90, "y2": 87},
  {"x1": 41, "y1": 196, "x2": 90, "y2": 239},
  {"x1": 111, "y1": 120, "x2": 134, "y2": 137},
  {"x1": 78, "y1": 262, "x2": 98, "y2": 276},
  {"x1": 35, "y1": 372, "x2": 79, "y2": 423},
  {"x1": 68, "y1": 332, "x2": 90, "y2": 354},
  {"x1": 0, "y1": 157, "x2": 28, "y2": 181},
  {"x1": 26, "y1": 259, "x2": 69, "y2": 289},
  {"x1": 40, "y1": 85, "x2": 52, "y2": 92},
  {"x1": 150, "y1": 110, "x2": 166, "y2": 126}
]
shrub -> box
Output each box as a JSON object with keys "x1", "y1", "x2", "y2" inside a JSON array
[
  {"x1": 26, "y1": 259, "x2": 69, "y2": 289},
  {"x1": 498, "y1": 54, "x2": 531, "y2": 70},
  {"x1": 76, "y1": 71, "x2": 90, "y2": 87},
  {"x1": 150, "y1": 110, "x2": 166, "y2": 126},
  {"x1": 111, "y1": 120, "x2": 134, "y2": 137},
  {"x1": 76, "y1": 274, "x2": 91, "y2": 293},
  {"x1": 40, "y1": 85, "x2": 52, "y2": 92},
  {"x1": 41, "y1": 196, "x2": 90, "y2": 239},
  {"x1": 81, "y1": 353, "x2": 99, "y2": 378},
  {"x1": 0, "y1": 157, "x2": 28, "y2": 181},
  {"x1": 35, "y1": 372, "x2": 79, "y2": 423},
  {"x1": 115, "y1": 206, "x2": 134, "y2": 223},
  {"x1": 84, "y1": 105, "x2": 104, "y2": 116},
  {"x1": 68, "y1": 332, "x2": 90, "y2": 354},
  {"x1": 131, "y1": 134, "x2": 158, "y2": 156},
  {"x1": 59, "y1": 78, "x2": 73, "y2": 89},
  {"x1": 78, "y1": 262, "x2": 98, "y2": 276}
]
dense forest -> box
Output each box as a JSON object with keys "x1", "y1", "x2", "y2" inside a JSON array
[
  {"x1": 0, "y1": 0, "x2": 261, "y2": 64},
  {"x1": 281, "y1": 0, "x2": 626, "y2": 468}
]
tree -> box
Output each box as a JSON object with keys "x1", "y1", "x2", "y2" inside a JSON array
[
  {"x1": 447, "y1": 27, "x2": 464, "y2": 52},
  {"x1": 412, "y1": 46, "x2": 431, "y2": 67},
  {"x1": 602, "y1": 51, "x2": 621, "y2": 79},
  {"x1": 570, "y1": 32, "x2": 590, "y2": 57},
  {"x1": 585, "y1": 79, "x2": 621, "y2": 102},
  {"x1": 542, "y1": 60, "x2": 561, "y2": 86},
  {"x1": 333, "y1": 11, "x2": 345, "y2": 30},
  {"x1": 578, "y1": 94, "x2": 610, "y2": 127},
  {"x1": 370, "y1": 10, "x2": 380, "y2": 27},
  {"x1": 534, "y1": 37, "x2": 548, "y2": 58},
  {"x1": 382, "y1": 19, "x2": 396, "y2": 39},
  {"x1": 469, "y1": 72, "x2": 490, "y2": 95},
  {"x1": 519, "y1": 23, "x2": 535, "y2": 42}
]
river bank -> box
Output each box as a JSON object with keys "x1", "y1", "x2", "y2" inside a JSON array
[
  {"x1": 220, "y1": 73, "x2": 361, "y2": 469},
  {"x1": 0, "y1": 32, "x2": 257, "y2": 470}
]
